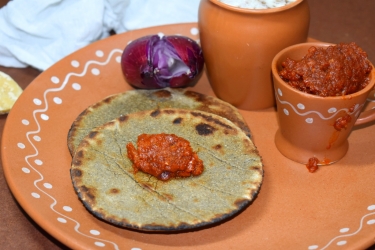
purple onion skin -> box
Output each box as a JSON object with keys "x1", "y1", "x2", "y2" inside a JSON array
[{"x1": 121, "y1": 35, "x2": 204, "y2": 89}]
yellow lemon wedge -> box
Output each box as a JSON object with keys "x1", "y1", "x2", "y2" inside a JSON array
[{"x1": 0, "y1": 71, "x2": 23, "y2": 114}]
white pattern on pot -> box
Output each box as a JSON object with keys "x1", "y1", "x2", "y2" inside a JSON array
[
  {"x1": 276, "y1": 88, "x2": 364, "y2": 124},
  {"x1": 275, "y1": 90, "x2": 375, "y2": 249}
]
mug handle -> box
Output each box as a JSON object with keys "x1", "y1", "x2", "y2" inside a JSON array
[
  {"x1": 355, "y1": 108, "x2": 375, "y2": 125},
  {"x1": 355, "y1": 89, "x2": 375, "y2": 126}
]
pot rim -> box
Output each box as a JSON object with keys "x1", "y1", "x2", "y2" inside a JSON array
[{"x1": 208, "y1": 0, "x2": 305, "y2": 14}]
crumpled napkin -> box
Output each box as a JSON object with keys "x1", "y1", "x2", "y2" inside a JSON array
[{"x1": 0, "y1": 0, "x2": 200, "y2": 71}]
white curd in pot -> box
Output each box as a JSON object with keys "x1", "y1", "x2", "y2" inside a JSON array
[{"x1": 218, "y1": 0, "x2": 297, "y2": 9}]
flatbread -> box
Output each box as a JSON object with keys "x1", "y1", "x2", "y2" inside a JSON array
[
  {"x1": 70, "y1": 108, "x2": 263, "y2": 231},
  {"x1": 67, "y1": 88, "x2": 251, "y2": 156}
]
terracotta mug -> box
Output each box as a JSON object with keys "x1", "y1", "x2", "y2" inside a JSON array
[
  {"x1": 198, "y1": 0, "x2": 310, "y2": 110},
  {"x1": 272, "y1": 42, "x2": 375, "y2": 165}
]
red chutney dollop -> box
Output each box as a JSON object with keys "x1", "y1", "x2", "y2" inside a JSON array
[
  {"x1": 126, "y1": 133, "x2": 204, "y2": 181},
  {"x1": 279, "y1": 42, "x2": 372, "y2": 97},
  {"x1": 306, "y1": 157, "x2": 319, "y2": 173},
  {"x1": 333, "y1": 114, "x2": 352, "y2": 131}
]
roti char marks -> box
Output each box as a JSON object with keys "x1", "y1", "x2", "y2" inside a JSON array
[
  {"x1": 70, "y1": 108, "x2": 263, "y2": 231},
  {"x1": 127, "y1": 133, "x2": 204, "y2": 181},
  {"x1": 67, "y1": 88, "x2": 252, "y2": 156}
]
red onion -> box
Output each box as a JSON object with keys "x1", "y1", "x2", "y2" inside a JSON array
[{"x1": 121, "y1": 35, "x2": 204, "y2": 89}]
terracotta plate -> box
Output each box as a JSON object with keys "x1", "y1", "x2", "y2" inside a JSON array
[{"x1": 2, "y1": 23, "x2": 375, "y2": 250}]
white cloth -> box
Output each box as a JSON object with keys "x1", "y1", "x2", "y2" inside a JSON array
[{"x1": 0, "y1": 0, "x2": 200, "y2": 70}]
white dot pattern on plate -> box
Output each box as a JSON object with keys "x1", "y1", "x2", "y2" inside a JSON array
[
  {"x1": 90, "y1": 230, "x2": 100, "y2": 236},
  {"x1": 17, "y1": 143, "x2": 25, "y2": 149},
  {"x1": 71, "y1": 60, "x2": 79, "y2": 67},
  {"x1": 94, "y1": 242, "x2": 105, "y2": 247},
  {"x1": 305, "y1": 118, "x2": 313, "y2": 124},
  {"x1": 63, "y1": 206, "x2": 72, "y2": 212},
  {"x1": 10, "y1": 24, "x2": 373, "y2": 250},
  {"x1": 34, "y1": 159, "x2": 43, "y2": 166},
  {"x1": 72, "y1": 83, "x2": 81, "y2": 90},
  {"x1": 190, "y1": 27, "x2": 199, "y2": 35},
  {"x1": 19, "y1": 25, "x2": 373, "y2": 250},
  {"x1": 33, "y1": 98, "x2": 42, "y2": 105},
  {"x1": 339, "y1": 228, "x2": 349, "y2": 233},
  {"x1": 31, "y1": 192, "x2": 40, "y2": 198},
  {"x1": 336, "y1": 240, "x2": 347, "y2": 246},
  {"x1": 51, "y1": 76, "x2": 60, "y2": 84},
  {"x1": 57, "y1": 217, "x2": 67, "y2": 223},
  {"x1": 53, "y1": 97, "x2": 62, "y2": 104},
  {"x1": 91, "y1": 68, "x2": 100, "y2": 75},
  {"x1": 22, "y1": 167, "x2": 30, "y2": 173},
  {"x1": 309, "y1": 203, "x2": 375, "y2": 249},
  {"x1": 40, "y1": 114, "x2": 49, "y2": 120},
  {"x1": 96, "y1": 50, "x2": 104, "y2": 57},
  {"x1": 13, "y1": 44, "x2": 129, "y2": 250}
]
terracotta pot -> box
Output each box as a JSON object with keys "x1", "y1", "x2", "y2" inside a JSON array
[
  {"x1": 198, "y1": 0, "x2": 310, "y2": 110},
  {"x1": 272, "y1": 42, "x2": 375, "y2": 165}
]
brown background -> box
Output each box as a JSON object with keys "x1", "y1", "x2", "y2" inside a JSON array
[{"x1": 0, "y1": 0, "x2": 374, "y2": 249}]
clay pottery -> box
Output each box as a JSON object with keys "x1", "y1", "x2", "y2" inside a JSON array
[
  {"x1": 272, "y1": 42, "x2": 375, "y2": 165},
  {"x1": 198, "y1": 0, "x2": 310, "y2": 110}
]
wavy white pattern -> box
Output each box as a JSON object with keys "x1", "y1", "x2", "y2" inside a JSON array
[
  {"x1": 276, "y1": 88, "x2": 364, "y2": 121},
  {"x1": 12, "y1": 26, "x2": 372, "y2": 249},
  {"x1": 22, "y1": 48, "x2": 123, "y2": 250},
  {"x1": 308, "y1": 205, "x2": 375, "y2": 249},
  {"x1": 11, "y1": 25, "x2": 202, "y2": 250}
]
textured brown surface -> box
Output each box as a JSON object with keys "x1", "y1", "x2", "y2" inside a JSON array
[
  {"x1": 0, "y1": 0, "x2": 374, "y2": 249},
  {"x1": 71, "y1": 109, "x2": 262, "y2": 231},
  {"x1": 67, "y1": 88, "x2": 252, "y2": 156}
]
